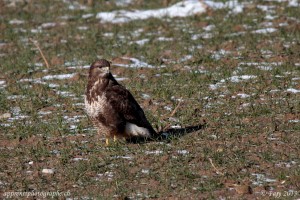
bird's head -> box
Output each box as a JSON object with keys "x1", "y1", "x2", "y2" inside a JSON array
[{"x1": 89, "y1": 59, "x2": 111, "y2": 78}]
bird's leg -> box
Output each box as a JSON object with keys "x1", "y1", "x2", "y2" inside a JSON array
[
  {"x1": 105, "y1": 138, "x2": 109, "y2": 146},
  {"x1": 113, "y1": 135, "x2": 117, "y2": 142}
]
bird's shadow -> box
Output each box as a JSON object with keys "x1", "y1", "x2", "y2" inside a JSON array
[{"x1": 126, "y1": 123, "x2": 206, "y2": 144}]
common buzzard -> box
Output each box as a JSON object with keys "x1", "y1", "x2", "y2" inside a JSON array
[{"x1": 84, "y1": 59, "x2": 157, "y2": 145}]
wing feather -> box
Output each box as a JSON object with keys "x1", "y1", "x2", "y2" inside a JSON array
[{"x1": 105, "y1": 83, "x2": 156, "y2": 135}]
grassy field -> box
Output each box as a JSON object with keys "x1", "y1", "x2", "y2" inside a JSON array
[{"x1": 0, "y1": 0, "x2": 300, "y2": 199}]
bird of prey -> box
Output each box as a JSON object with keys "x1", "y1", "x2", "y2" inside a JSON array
[{"x1": 84, "y1": 59, "x2": 157, "y2": 145}]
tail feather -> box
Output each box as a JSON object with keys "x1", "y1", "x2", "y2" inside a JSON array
[{"x1": 125, "y1": 122, "x2": 153, "y2": 137}]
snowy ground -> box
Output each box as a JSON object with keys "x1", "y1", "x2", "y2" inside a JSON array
[{"x1": 0, "y1": 0, "x2": 299, "y2": 199}]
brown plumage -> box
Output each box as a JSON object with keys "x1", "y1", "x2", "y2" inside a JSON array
[{"x1": 84, "y1": 59, "x2": 157, "y2": 144}]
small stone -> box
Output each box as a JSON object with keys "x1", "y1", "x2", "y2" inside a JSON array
[
  {"x1": 72, "y1": 157, "x2": 88, "y2": 161},
  {"x1": 42, "y1": 169, "x2": 55, "y2": 174},
  {"x1": 234, "y1": 184, "x2": 252, "y2": 194},
  {"x1": 0, "y1": 113, "x2": 11, "y2": 119},
  {"x1": 141, "y1": 169, "x2": 149, "y2": 174}
]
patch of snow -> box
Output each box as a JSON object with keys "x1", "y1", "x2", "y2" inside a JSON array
[
  {"x1": 69, "y1": 125, "x2": 77, "y2": 130},
  {"x1": 169, "y1": 117, "x2": 180, "y2": 122},
  {"x1": 42, "y1": 73, "x2": 77, "y2": 80},
  {"x1": 7, "y1": 95, "x2": 26, "y2": 100},
  {"x1": 34, "y1": 62, "x2": 44, "y2": 67},
  {"x1": 115, "y1": 0, "x2": 132, "y2": 6},
  {"x1": 74, "y1": 102, "x2": 85, "y2": 106},
  {"x1": 59, "y1": 15, "x2": 73, "y2": 20},
  {"x1": 96, "y1": 0, "x2": 206, "y2": 23},
  {"x1": 157, "y1": 37, "x2": 173, "y2": 42},
  {"x1": 288, "y1": 0, "x2": 299, "y2": 7},
  {"x1": 257, "y1": 5, "x2": 276, "y2": 12},
  {"x1": 225, "y1": 75, "x2": 257, "y2": 83},
  {"x1": 0, "y1": 80, "x2": 7, "y2": 89},
  {"x1": 145, "y1": 150, "x2": 163, "y2": 155},
  {"x1": 236, "y1": 93, "x2": 250, "y2": 98},
  {"x1": 204, "y1": 0, "x2": 245, "y2": 14},
  {"x1": 179, "y1": 55, "x2": 193, "y2": 62},
  {"x1": 171, "y1": 96, "x2": 184, "y2": 102},
  {"x1": 193, "y1": 66, "x2": 207, "y2": 73},
  {"x1": 48, "y1": 83, "x2": 60, "y2": 88},
  {"x1": 269, "y1": 89, "x2": 280, "y2": 93},
  {"x1": 265, "y1": 15, "x2": 276, "y2": 20},
  {"x1": 114, "y1": 57, "x2": 154, "y2": 68},
  {"x1": 261, "y1": 22, "x2": 274, "y2": 27},
  {"x1": 64, "y1": 115, "x2": 85, "y2": 123},
  {"x1": 63, "y1": 0, "x2": 88, "y2": 10},
  {"x1": 209, "y1": 83, "x2": 223, "y2": 90},
  {"x1": 112, "y1": 156, "x2": 133, "y2": 160},
  {"x1": 261, "y1": 50, "x2": 273, "y2": 58},
  {"x1": 131, "y1": 38, "x2": 150, "y2": 46},
  {"x1": 257, "y1": 66, "x2": 273, "y2": 71},
  {"x1": 67, "y1": 65, "x2": 90, "y2": 69},
  {"x1": 252, "y1": 28, "x2": 277, "y2": 34},
  {"x1": 103, "y1": 32, "x2": 114, "y2": 37},
  {"x1": 211, "y1": 75, "x2": 257, "y2": 90},
  {"x1": 51, "y1": 149, "x2": 60, "y2": 155},
  {"x1": 141, "y1": 169, "x2": 149, "y2": 174},
  {"x1": 55, "y1": 90, "x2": 75, "y2": 97},
  {"x1": 164, "y1": 105, "x2": 173, "y2": 111},
  {"x1": 264, "y1": 0, "x2": 289, "y2": 2},
  {"x1": 203, "y1": 24, "x2": 215, "y2": 31},
  {"x1": 82, "y1": 13, "x2": 94, "y2": 19},
  {"x1": 139, "y1": 74, "x2": 146, "y2": 79},
  {"x1": 98, "y1": 171, "x2": 114, "y2": 178},
  {"x1": 279, "y1": 22, "x2": 289, "y2": 27},
  {"x1": 40, "y1": 22, "x2": 56, "y2": 29},
  {"x1": 177, "y1": 150, "x2": 189, "y2": 155},
  {"x1": 131, "y1": 28, "x2": 144, "y2": 37},
  {"x1": 275, "y1": 161, "x2": 297, "y2": 168},
  {"x1": 11, "y1": 107, "x2": 21, "y2": 115},
  {"x1": 0, "y1": 123, "x2": 11, "y2": 127},
  {"x1": 9, "y1": 19, "x2": 25, "y2": 25},
  {"x1": 191, "y1": 32, "x2": 213, "y2": 40},
  {"x1": 251, "y1": 173, "x2": 276, "y2": 186},
  {"x1": 170, "y1": 125, "x2": 182, "y2": 128},
  {"x1": 42, "y1": 168, "x2": 55, "y2": 174},
  {"x1": 212, "y1": 49, "x2": 231, "y2": 60},
  {"x1": 77, "y1": 26, "x2": 89, "y2": 30},
  {"x1": 287, "y1": 88, "x2": 300, "y2": 93},
  {"x1": 31, "y1": 29, "x2": 43, "y2": 33},
  {"x1": 239, "y1": 62, "x2": 282, "y2": 67},
  {"x1": 142, "y1": 93, "x2": 151, "y2": 99},
  {"x1": 72, "y1": 157, "x2": 88, "y2": 161},
  {"x1": 115, "y1": 77, "x2": 128, "y2": 81},
  {"x1": 240, "y1": 103, "x2": 251, "y2": 108},
  {"x1": 38, "y1": 110, "x2": 52, "y2": 115}
]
